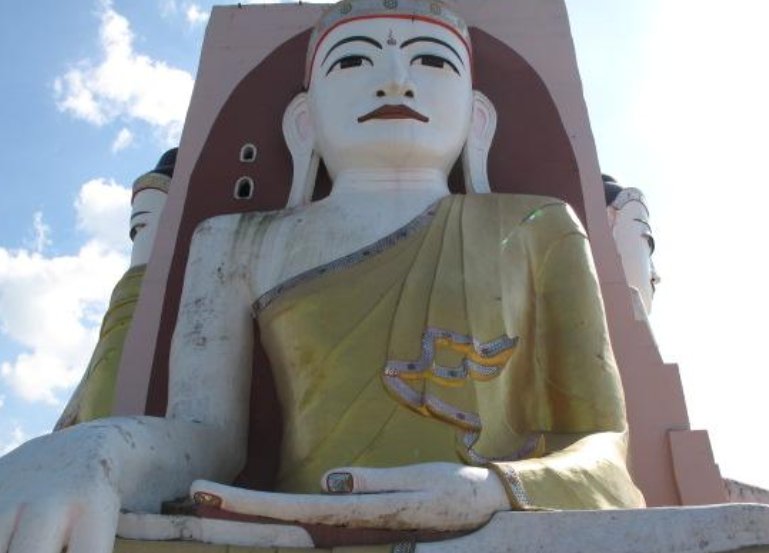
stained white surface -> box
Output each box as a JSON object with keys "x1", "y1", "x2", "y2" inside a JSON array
[
  {"x1": 115, "y1": 505, "x2": 769, "y2": 552},
  {"x1": 129, "y1": 188, "x2": 168, "y2": 268}
]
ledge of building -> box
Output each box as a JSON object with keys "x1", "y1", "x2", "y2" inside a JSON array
[
  {"x1": 726, "y1": 479, "x2": 769, "y2": 506},
  {"x1": 115, "y1": 503, "x2": 769, "y2": 552}
]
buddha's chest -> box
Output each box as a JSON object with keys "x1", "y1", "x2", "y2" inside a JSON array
[{"x1": 248, "y1": 199, "x2": 440, "y2": 297}]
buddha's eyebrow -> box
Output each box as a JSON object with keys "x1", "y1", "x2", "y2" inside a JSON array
[
  {"x1": 130, "y1": 210, "x2": 150, "y2": 220},
  {"x1": 400, "y1": 37, "x2": 465, "y2": 67},
  {"x1": 633, "y1": 218, "x2": 653, "y2": 232},
  {"x1": 321, "y1": 36, "x2": 383, "y2": 66}
]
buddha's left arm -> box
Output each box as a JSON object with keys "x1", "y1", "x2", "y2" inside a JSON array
[{"x1": 490, "y1": 224, "x2": 645, "y2": 511}]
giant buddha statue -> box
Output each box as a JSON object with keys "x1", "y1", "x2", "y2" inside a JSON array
[
  {"x1": 55, "y1": 149, "x2": 177, "y2": 430},
  {"x1": 0, "y1": 2, "x2": 645, "y2": 552},
  {"x1": 603, "y1": 174, "x2": 660, "y2": 317}
]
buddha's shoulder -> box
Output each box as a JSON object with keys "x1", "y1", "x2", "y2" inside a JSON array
[
  {"x1": 457, "y1": 193, "x2": 584, "y2": 234},
  {"x1": 191, "y1": 208, "x2": 295, "y2": 242}
]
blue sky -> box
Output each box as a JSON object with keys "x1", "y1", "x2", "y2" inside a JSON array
[{"x1": 1, "y1": 0, "x2": 768, "y2": 491}]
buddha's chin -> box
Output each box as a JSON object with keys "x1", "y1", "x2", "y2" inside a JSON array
[
  {"x1": 325, "y1": 148, "x2": 459, "y2": 177},
  {"x1": 322, "y1": 137, "x2": 463, "y2": 176}
]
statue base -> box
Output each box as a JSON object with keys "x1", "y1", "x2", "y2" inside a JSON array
[{"x1": 115, "y1": 504, "x2": 769, "y2": 552}]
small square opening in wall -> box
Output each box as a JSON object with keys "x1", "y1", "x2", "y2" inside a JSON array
[
  {"x1": 234, "y1": 176, "x2": 255, "y2": 200},
  {"x1": 240, "y1": 143, "x2": 257, "y2": 163}
]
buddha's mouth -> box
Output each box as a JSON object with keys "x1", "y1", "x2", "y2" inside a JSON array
[{"x1": 358, "y1": 104, "x2": 429, "y2": 123}]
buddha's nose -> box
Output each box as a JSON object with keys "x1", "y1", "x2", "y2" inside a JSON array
[
  {"x1": 651, "y1": 262, "x2": 661, "y2": 292},
  {"x1": 376, "y1": 52, "x2": 415, "y2": 100}
]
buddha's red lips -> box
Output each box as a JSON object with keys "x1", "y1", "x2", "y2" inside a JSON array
[{"x1": 357, "y1": 105, "x2": 429, "y2": 123}]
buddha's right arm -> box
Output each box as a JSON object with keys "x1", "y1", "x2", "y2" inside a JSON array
[
  {"x1": 0, "y1": 416, "x2": 245, "y2": 552},
  {"x1": 0, "y1": 215, "x2": 253, "y2": 552},
  {"x1": 107, "y1": 213, "x2": 255, "y2": 504},
  {"x1": 490, "y1": 218, "x2": 645, "y2": 511},
  {"x1": 165, "y1": 214, "x2": 254, "y2": 464}
]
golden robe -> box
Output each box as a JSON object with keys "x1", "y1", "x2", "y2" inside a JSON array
[
  {"x1": 56, "y1": 265, "x2": 145, "y2": 429},
  {"x1": 254, "y1": 194, "x2": 644, "y2": 510}
]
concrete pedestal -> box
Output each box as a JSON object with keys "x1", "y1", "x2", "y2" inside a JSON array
[{"x1": 115, "y1": 504, "x2": 769, "y2": 553}]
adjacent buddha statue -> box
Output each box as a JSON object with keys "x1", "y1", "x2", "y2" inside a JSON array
[
  {"x1": 55, "y1": 149, "x2": 177, "y2": 430},
  {"x1": 0, "y1": 2, "x2": 643, "y2": 552},
  {"x1": 603, "y1": 174, "x2": 660, "y2": 315}
]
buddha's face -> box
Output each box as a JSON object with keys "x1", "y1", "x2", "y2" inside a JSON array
[
  {"x1": 307, "y1": 17, "x2": 473, "y2": 177},
  {"x1": 129, "y1": 187, "x2": 168, "y2": 268},
  {"x1": 609, "y1": 199, "x2": 660, "y2": 314}
]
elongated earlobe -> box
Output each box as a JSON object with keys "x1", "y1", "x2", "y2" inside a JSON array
[
  {"x1": 462, "y1": 90, "x2": 497, "y2": 194},
  {"x1": 283, "y1": 93, "x2": 319, "y2": 208}
]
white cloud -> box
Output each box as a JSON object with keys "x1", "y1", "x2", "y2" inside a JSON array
[
  {"x1": 574, "y1": 0, "x2": 769, "y2": 489},
  {"x1": 0, "y1": 179, "x2": 131, "y2": 405},
  {"x1": 186, "y1": 4, "x2": 210, "y2": 26},
  {"x1": 54, "y1": 0, "x2": 194, "y2": 144},
  {"x1": 0, "y1": 425, "x2": 27, "y2": 456},
  {"x1": 161, "y1": 0, "x2": 179, "y2": 16},
  {"x1": 111, "y1": 127, "x2": 134, "y2": 153},
  {"x1": 30, "y1": 212, "x2": 52, "y2": 254},
  {"x1": 75, "y1": 178, "x2": 133, "y2": 252}
]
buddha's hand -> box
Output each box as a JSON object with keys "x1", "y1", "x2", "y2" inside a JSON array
[
  {"x1": 0, "y1": 425, "x2": 121, "y2": 553},
  {"x1": 191, "y1": 462, "x2": 510, "y2": 531}
]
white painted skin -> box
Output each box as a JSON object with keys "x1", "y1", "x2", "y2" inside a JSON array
[
  {"x1": 608, "y1": 196, "x2": 660, "y2": 314},
  {"x1": 129, "y1": 187, "x2": 168, "y2": 268},
  {"x1": 188, "y1": 16, "x2": 509, "y2": 532},
  {"x1": 116, "y1": 504, "x2": 769, "y2": 552},
  {"x1": 0, "y1": 17, "x2": 506, "y2": 552},
  {"x1": 191, "y1": 464, "x2": 508, "y2": 531}
]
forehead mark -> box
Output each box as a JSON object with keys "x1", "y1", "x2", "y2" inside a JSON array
[
  {"x1": 387, "y1": 29, "x2": 397, "y2": 46},
  {"x1": 308, "y1": 15, "x2": 473, "y2": 86},
  {"x1": 321, "y1": 36, "x2": 383, "y2": 66},
  {"x1": 400, "y1": 36, "x2": 464, "y2": 67}
]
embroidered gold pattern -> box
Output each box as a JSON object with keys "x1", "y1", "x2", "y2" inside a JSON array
[
  {"x1": 383, "y1": 327, "x2": 525, "y2": 460},
  {"x1": 385, "y1": 327, "x2": 517, "y2": 385},
  {"x1": 461, "y1": 431, "x2": 544, "y2": 466},
  {"x1": 487, "y1": 463, "x2": 531, "y2": 510}
]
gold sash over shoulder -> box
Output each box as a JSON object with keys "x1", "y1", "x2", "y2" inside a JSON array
[
  {"x1": 56, "y1": 265, "x2": 146, "y2": 430},
  {"x1": 253, "y1": 194, "x2": 644, "y2": 510}
]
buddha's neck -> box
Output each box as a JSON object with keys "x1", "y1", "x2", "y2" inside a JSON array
[
  {"x1": 328, "y1": 168, "x2": 450, "y2": 206},
  {"x1": 291, "y1": 168, "x2": 449, "y2": 256},
  {"x1": 267, "y1": 169, "x2": 451, "y2": 291}
]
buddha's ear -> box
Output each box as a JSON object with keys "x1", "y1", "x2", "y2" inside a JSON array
[
  {"x1": 462, "y1": 90, "x2": 497, "y2": 194},
  {"x1": 283, "y1": 92, "x2": 319, "y2": 207}
]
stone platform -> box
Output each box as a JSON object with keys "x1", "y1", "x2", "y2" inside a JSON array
[{"x1": 114, "y1": 504, "x2": 769, "y2": 553}]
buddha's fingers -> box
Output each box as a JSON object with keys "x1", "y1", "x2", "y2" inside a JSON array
[
  {"x1": 7, "y1": 502, "x2": 69, "y2": 553},
  {"x1": 66, "y1": 494, "x2": 120, "y2": 553},
  {"x1": 321, "y1": 464, "x2": 453, "y2": 494},
  {"x1": 191, "y1": 480, "x2": 427, "y2": 528}
]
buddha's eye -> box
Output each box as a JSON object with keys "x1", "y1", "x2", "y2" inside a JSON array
[
  {"x1": 642, "y1": 232, "x2": 656, "y2": 255},
  {"x1": 411, "y1": 54, "x2": 459, "y2": 75},
  {"x1": 129, "y1": 223, "x2": 146, "y2": 242},
  {"x1": 327, "y1": 55, "x2": 373, "y2": 75}
]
